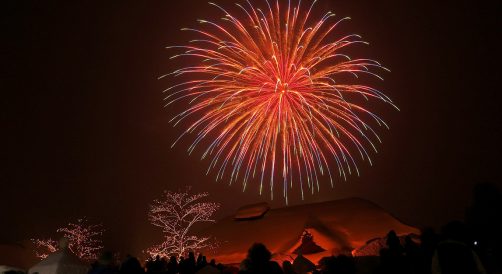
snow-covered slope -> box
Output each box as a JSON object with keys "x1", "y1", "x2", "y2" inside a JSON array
[
  {"x1": 200, "y1": 198, "x2": 418, "y2": 264},
  {"x1": 0, "y1": 241, "x2": 37, "y2": 270}
]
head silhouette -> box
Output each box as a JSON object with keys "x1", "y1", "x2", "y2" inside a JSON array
[
  {"x1": 247, "y1": 243, "x2": 272, "y2": 264},
  {"x1": 441, "y1": 221, "x2": 468, "y2": 243}
]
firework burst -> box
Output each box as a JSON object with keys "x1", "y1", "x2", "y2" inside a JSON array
[{"x1": 162, "y1": 0, "x2": 398, "y2": 203}]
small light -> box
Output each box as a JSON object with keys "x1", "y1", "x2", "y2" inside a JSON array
[{"x1": 474, "y1": 241, "x2": 478, "y2": 246}]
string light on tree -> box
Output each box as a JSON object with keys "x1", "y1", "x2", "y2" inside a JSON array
[
  {"x1": 31, "y1": 217, "x2": 104, "y2": 261},
  {"x1": 145, "y1": 187, "x2": 220, "y2": 258}
]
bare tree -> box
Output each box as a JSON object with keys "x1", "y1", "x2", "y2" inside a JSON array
[
  {"x1": 31, "y1": 238, "x2": 58, "y2": 259},
  {"x1": 146, "y1": 187, "x2": 220, "y2": 258},
  {"x1": 31, "y1": 217, "x2": 104, "y2": 261}
]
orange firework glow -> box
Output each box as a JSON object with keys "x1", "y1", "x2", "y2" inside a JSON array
[{"x1": 162, "y1": 0, "x2": 398, "y2": 203}]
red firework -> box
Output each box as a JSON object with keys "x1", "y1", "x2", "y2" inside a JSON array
[{"x1": 162, "y1": 0, "x2": 397, "y2": 202}]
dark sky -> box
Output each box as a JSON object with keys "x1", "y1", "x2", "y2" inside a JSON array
[{"x1": 1, "y1": 0, "x2": 500, "y2": 256}]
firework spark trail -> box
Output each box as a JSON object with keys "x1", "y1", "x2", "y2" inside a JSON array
[{"x1": 162, "y1": 0, "x2": 398, "y2": 203}]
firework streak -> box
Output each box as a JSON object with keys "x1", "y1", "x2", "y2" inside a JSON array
[{"x1": 161, "y1": 0, "x2": 398, "y2": 203}]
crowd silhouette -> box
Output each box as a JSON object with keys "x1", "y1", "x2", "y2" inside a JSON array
[
  {"x1": 10, "y1": 183, "x2": 495, "y2": 274},
  {"x1": 84, "y1": 220, "x2": 499, "y2": 274},
  {"x1": 85, "y1": 183, "x2": 502, "y2": 274}
]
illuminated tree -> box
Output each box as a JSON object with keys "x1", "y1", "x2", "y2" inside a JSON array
[
  {"x1": 146, "y1": 187, "x2": 220, "y2": 258},
  {"x1": 31, "y1": 217, "x2": 104, "y2": 261},
  {"x1": 31, "y1": 238, "x2": 58, "y2": 259}
]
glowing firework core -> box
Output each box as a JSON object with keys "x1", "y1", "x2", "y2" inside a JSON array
[{"x1": 162, "y1": 0, "x2": 397, "y2": 202}]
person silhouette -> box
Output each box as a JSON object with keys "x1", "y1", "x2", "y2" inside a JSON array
[
  {"x1": 374, "y1": 230, "x2": 405, "y2": 274},
  {"x1": 432, "y1": 221, "x2": 486, "y2": 274},
  {"x1": 119, "y1": 254, "x2": 144, "y2": 274},
  {"x1": 186, "y1": 252, "x2": 196, "y2": 273},
  {"x1": 167, "y1": 256, "x2": 178, "y2": 274},
  {"x1": 89, "y1": 251, "x2": 119, "y2": 274},
  {"x1": 282, "y1": 261, "x2": 296, "y2": 274},
  {"x1": 386, "y1": 230, "x2": 404, "y2": 256},
  {"x1": 239, "y1": 243, "x2": 283, "y2": 274},
  {"x1": 334, "y1": 255, "x2": 356, "y2": 274}
]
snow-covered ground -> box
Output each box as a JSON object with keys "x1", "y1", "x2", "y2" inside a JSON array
[
  {"x1": 199, "y1": 198, "x2": 419, "y2": 264},
  {"x1": 0, "y1": 241, "x2": 37, "y2": 271}
]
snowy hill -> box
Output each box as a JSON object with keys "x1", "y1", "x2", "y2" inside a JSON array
[
  {"x1": 200, "y1": 198, "x2": 419, "y2": 264},
  {"x1": 0, "y1": 241, "x2": 37, "y2": 270}
]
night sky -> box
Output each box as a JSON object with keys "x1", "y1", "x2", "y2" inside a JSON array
[{"x1": 1, "y1": 0, "x2": 500, "y2": 256}]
